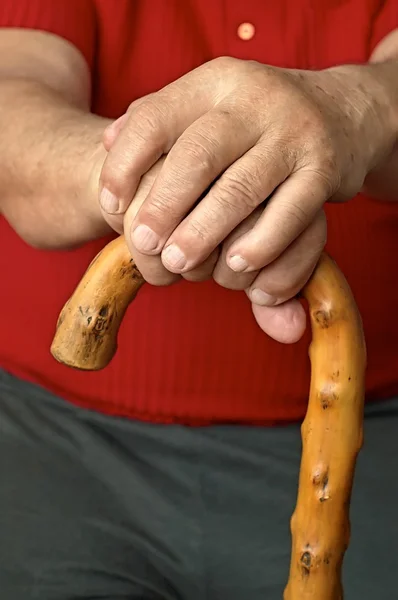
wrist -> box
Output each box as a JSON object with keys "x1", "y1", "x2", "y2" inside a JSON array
[{"x1": 325, "y1": 61, "x2": 398, "y2": 174}]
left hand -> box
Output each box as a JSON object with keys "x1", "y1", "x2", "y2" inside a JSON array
[{"x1": 100, "y1": 57, "x2": 393, "y2": 342}]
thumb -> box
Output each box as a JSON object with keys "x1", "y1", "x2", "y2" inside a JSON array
[{"x1": 251, "y1": 298, "x2": 306, "y2": 344}]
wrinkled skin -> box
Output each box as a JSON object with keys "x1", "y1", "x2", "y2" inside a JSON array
[{"x1": 99, "y1": 57, "x2": 393, "y2": 342}]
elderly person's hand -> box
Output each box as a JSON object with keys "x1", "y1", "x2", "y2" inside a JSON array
[{"x1": 100, "y1": 57, "x2": 395, "y2": 342}]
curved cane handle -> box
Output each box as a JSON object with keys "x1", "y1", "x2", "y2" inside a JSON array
[
  {"x1": 51, "y1": 236, "x2": 366, "y2": 599},
  {"x1": 51, "y1": 235, "x2": 145, "y2": 370}
]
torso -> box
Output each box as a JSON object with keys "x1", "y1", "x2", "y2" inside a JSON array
[{"x1": 1, "y1": 0, "x2": 398, "y2": 424}]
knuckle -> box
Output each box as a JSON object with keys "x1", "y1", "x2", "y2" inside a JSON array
[
  {"x1": 313, "y1": 139, "x2": 339, "y2": 171},
  {"x1": 276, "y1": 200, "x2": 311, "y2": 231},
  {"x1": 145, "y1": 192, "x2": 182, "y2": 223},
  {"x1": 301, "y1": 132, "x2": 341, "y2": 197},
  {"x1": 100, "y1": 104, "x2": 167, "y2": 196},
  {"x1": 183, "y1": 248, "x2": 220, "y2": 282},
  {"x1": 136, "y1": 260, "x2": 178, "y2": 286},
  {"x1": 186, "y1": 217, "x2": 210, "y2": 244},
  {"x1": 100, "y1": 152, "x2": 137, "y2": 196},
  {"x1": 265, "y1": 143, "x2": 293, "y2": 174},
  {"x1": 309, "y1": 158, "x2": 341, "y2": 197},
  {"x1": 126, "y1": 92, "x2": 155, "y2": 114},
  {"x1": 110, "y1": 99, "x2": 168, "y2": 158},
  {"x1": 176, "y1": 133, "x2": 218, "y2": 174},
  {"x1": 213, "y1": 55, "x2": 238, "y2": 70},
  {"x1": 214, "y1": 170, "x2": 262, "y2": 214},
  {"x1": 213, "y1": 249, "x2": 257, "y2": 289},
  {"x1": 213, "y1": 269, "x2": 253, "y2": 290},
  {"x1": 254, "y1": 272, "x2": 295, "y2": 299},
  {"x1": 135, "y1": 98, "x2": 166, "y2": 135},
  {"x1": 183, "y1": 267, "x2": 212, "y2": 283}
]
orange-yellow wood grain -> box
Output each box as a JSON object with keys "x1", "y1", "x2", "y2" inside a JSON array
[
  {"x1": 51, "y1": 238, "x2": 366, "y2": 599},
  {"x1": 51, "y1": 235, "x2": 144, "y2": 370},
  {"x1": 284, "y1": 252, "x2": 366, "y2": 599}
]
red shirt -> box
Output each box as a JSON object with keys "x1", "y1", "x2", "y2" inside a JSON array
[{"x1": 1, "y1": 0, "x2": 398, "y2": 425}]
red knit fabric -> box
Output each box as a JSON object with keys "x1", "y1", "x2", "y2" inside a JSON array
[{"x1": 1, "y1": 0, "x2": 398, "y2": 425}]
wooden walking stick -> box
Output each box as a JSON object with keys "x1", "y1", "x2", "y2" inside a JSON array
[
  {"x1": 284, "y1": 250, "x2": 366, "y2": 599},
  {"x1": 51, "y1": 234, "x2": 366, "y2": 599}
]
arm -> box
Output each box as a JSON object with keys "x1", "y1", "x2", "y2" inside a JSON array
[{"x1": 0, "y1": 29, "x2": 111, "y2": 249}]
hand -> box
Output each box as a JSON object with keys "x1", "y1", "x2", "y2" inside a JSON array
[{"x1": 100, "y1": 58, "x2": 394, "y2": 341}]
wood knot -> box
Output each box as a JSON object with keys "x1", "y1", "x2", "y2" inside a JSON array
[
  {"x1": 131, "y1": 266, "x2": 144, "y2": 282},
  {"x1": 119, "y1": 261, "x2": 144, "y2": 283},
  {"x1": 99, "y1": 305, "x2": 109, "y2": 317},
  {"x1": 318, "y1": 384, "x2": 339, "y2": 409},
  {"x1": 312, "y1": 469, "x2": 329, "y2": 488},
  {"x1": 300, "y1": 547, "x2": 329, "y2": 577},
  {"x1": 300, "y1": 550, "x2": 312, "y2": 577},
  {"x1": 313, "y1": 309, "x2": 333, "y2": 328},
  {"x1": 312, "y1": 468, "x2": 330, "y2": 502}
]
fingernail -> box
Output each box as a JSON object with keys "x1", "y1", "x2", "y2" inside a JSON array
[
  {"x1": 228, "y1": 255, "x2": 248, "y2": 273},
  {"x1": 100, "y1": 187, "x2": 119, "y2": 214},
  {"x1": 250, "y1": 288, "x2": 277, "y2": 306},
  {"x1": 162, "y1": 244, "x2": 187, "y2": 271},
  {"x1": 132, "y1": 224, "x2": 160, "y2": 253}
]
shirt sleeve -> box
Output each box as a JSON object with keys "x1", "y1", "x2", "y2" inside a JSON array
[
  {"x1": 370, "y1": 0, "x2": 398, "y2": 52},
  {"x1": 0, "y1": 0, "x2": 96, "y2": 68}
]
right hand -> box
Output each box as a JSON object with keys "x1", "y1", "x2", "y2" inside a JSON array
[
  {"x1": 97, "y1": 118, "x2": 311, "y2": 344},
  {"x1": 100, "y1": 114, "x2": 259, "y2": 289}
]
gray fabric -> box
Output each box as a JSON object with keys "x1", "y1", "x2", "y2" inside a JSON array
[{"x1": 0, "y1": 369, "x2": 397, "y2": 600}]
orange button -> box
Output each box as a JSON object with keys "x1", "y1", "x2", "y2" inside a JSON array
[{"x1": 237, "y1": 22, "x2": 255, "y2": 41}]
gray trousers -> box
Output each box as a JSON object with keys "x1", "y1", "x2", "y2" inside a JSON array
[{"x1": 0, "y1": 369, "x2": 397, "y2": 600}]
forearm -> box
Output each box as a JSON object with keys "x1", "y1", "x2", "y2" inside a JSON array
[{"x1": 0, "y1": 78, "x2": 111, "y2": 249}]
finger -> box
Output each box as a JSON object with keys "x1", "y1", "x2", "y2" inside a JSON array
[
  {"x1": 99, "y1": 67, "x2": 219, "y2": 216},
  {"x1": 159, "y1": 142, "x2": 292, "y2": 274},
  {"x1": 252, "y1": 299, "x2": 307, "y2": 344},
  {"x1": 135, "y1": 247, "x2": 219, "y2": 287},
  {"x1": 103, "y1": 95, "x2": 155, "y2": 151},
  {"x1": 226, "y1": 169, "x2": 331, "y2": 273},
  {"x1": 101, "y1": 211, "x2": 124, "y2": 234},
  {"x1": 212, "y1": 207, "x2": 263, "y2": 290},
  {"x1": 102, "y1": 113, "x2": 130, "y2": 151},
  {"x1": 123, "y1": 157, "x2": 180, "y2": 286},
  {"x1": 246, "y1": 210, "x2": 327, "y2": 306},
  {"x1": 130, "y1": 108, "x2": 258, "y2": 258},
  {"x1": 182, "y1": 248, "x2": 220, "y2": 282},
  {"x1": 132, "y1": 250, "x2": 180, "y2": 286}
]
